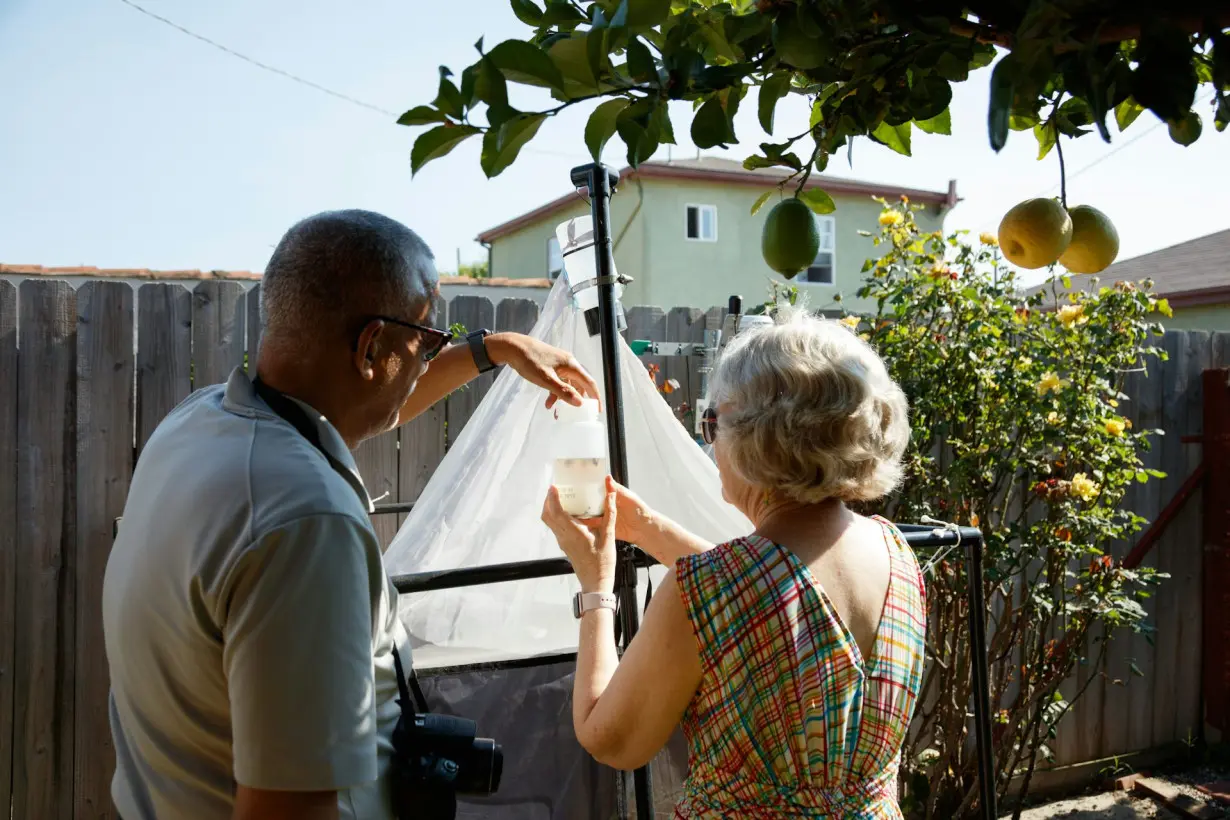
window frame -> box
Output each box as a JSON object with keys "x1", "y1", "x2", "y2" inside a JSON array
[
  {"x1": 803, "y1": 214, "x2": 837, "y2": 286},
  {"x1": 684, "y1": 203, "x2": 718, "y2": 243}
]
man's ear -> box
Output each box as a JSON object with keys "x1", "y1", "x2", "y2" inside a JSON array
[{"x1": 353, "y1": 319, "x2": 385, "y2": 381}]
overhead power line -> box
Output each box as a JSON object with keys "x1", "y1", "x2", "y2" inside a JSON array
[{"x1": 114, "y1": 0, "x2": 585, "y2": 160}]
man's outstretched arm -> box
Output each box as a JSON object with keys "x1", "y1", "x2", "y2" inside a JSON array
[{"x1": 397, "y1": 332, "x2": 599, "y2": 426}]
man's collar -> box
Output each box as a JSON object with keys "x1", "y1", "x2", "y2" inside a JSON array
[{"x1": 223, "y1": 367, "x2": 375, "y2": 513}]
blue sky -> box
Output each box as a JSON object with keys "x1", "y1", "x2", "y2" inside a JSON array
[{"x1": 2, "y1": 0, "x2": 1227, "y2": 288}]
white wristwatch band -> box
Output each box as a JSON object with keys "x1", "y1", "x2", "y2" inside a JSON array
[{"x1": 572, "y1": 591, "x2": 618, "y2": 618}]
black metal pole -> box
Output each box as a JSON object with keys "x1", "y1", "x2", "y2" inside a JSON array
[
  {"x1": 964, "y1": 536, "x2": 998, "y2": 818},
  {"x1": 571, "y1": 161, "x2": 654, "y2": 819}
]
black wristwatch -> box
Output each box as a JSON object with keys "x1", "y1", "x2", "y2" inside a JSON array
[{"x1": 466, "y1": 328, "x2": 496, "y2": 374}]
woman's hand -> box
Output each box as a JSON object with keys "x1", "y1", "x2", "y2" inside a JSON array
[
  {"x1": 487, "y1": 333, "x2": 600, "y2": 409},
  {"x1": 542, "y1": 479, "x2": 618, "y2": 593},
  {"x1": 576, "y1": 478, "x2": 656, "y2": 547}
]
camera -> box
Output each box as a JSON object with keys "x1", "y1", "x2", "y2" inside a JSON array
[{"x1": 390, "y1": 711, "x2": 503, "y2": 819}]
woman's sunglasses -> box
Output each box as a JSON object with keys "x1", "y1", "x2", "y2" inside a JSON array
[
  {"x1": 701, "y1": 407, "x2": 718, "y2": 445},
  {"x1": 361, "y1": 315, "x2": 454, "y2": 362}
]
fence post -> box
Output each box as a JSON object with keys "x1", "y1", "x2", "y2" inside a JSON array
[{"x1": 1202, "y1": 366, "x2": 1230, "y2": 740}]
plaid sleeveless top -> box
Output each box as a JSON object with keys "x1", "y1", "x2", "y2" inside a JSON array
[{"x1": 673, "y1": 517, "x2": 927, "y2": 819}]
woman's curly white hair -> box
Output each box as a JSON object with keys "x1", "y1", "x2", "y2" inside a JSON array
[{"x1": 709, "y1": 306, "x2": 910, "y2": 504}]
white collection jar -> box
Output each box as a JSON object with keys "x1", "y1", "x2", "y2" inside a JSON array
[{"x1": 551, "y1": 398, "x2": 610, "y2": 517}]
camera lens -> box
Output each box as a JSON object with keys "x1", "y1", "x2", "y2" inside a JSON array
[{"x1": 454, "y1": 738, "x2": 503, "y2": 795}]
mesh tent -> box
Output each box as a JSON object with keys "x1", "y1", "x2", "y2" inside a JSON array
[{"x1": 383, "y1": 258, "x2": 753, "y2": 818}]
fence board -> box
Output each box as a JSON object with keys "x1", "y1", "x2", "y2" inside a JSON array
[
  {"x1": 191, "y1": 281, "x2": 245, "y2": 389},
  {"x1": 14, "y1": 280, "x2": 77, "y2": 820},
  {"x1": 75, "y1": 283, "x2": 133, "y2": 820},
  {"x1": 1171, "y1": 332, "x2": 1209, "y2": 744},
  {"x1": 1127, "y1": 341, "x2": 1165, "y2": 752},
  {"x1": 137, "y1": 285, "x2": 191, "y2": 451},
  {"x1": 0, "y1": 281, "x2": 16, "y2": 818},
  {"x1": 445, "y1": 296, "x2": 495, "y2": 449},
  {"x1": 664, "y1": 307, "x2": 703, "y2": 415},
  {"x1": 355, "y1": 432, "x2": 399, "y2": 549},
  {"x1": 246, "y1": 283, "x2": 262, "y2": 376},
  {"x1": 626, "y1": 306, "x2": 666, "y2": 392},
  {"x1": 395, "y1": 298, "x2": 448, "y2": 533}
]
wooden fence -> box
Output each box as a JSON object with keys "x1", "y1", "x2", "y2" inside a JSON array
[{"x1": 0, "y1": 277, "x2": 1224, "y2": 818}]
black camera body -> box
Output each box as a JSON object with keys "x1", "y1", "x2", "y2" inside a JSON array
[{"x1": 390, "y1": 711, "x2": 504, "y2": 820}]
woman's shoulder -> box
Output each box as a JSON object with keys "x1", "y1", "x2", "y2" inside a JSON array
[{"x1": 674, "y1": 534, "x2": 767, "y2": 576}]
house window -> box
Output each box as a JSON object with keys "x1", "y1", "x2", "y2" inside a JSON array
[
  {"x1": 685, "y1": 205, "x2": 717, "y2": 242},
  {"x1": 804, "y1": 215, "x2": 836, "y2": 285},
  {"x1": 547, "y1": 236, "x2": 564, "y2": 280}
]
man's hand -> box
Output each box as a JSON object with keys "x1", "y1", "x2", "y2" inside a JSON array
[{"x1": 487, "y1": 333, "x2": 600, "y2": 409}]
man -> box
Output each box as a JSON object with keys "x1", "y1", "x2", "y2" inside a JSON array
[{"x1": 102, "y1": 209, "x2": 598, "y2": 820}]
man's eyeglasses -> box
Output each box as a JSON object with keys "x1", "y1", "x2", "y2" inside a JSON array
[
  {"x1": 701, "y1": 407, "x2": 718, "y2": 445},
  {"x1": 363, "y1": 315, "x2": 454, "y2": 362}
]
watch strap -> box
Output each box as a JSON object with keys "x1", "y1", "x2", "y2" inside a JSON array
[
  {"x1": 466, "y1": 329, "x2": 495, "y2": 374},
  {"x1": 572, "y1": 591, "x2": 618, "y2": 618}
]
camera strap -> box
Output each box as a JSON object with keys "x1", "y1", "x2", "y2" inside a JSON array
[{"x1": 251, "y1": 375, "x2": 432, "y2": 716}]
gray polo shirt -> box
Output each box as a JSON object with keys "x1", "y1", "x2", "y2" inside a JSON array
[{"x1": 103, "y1": 367, "x2": 407, "y2": 820}]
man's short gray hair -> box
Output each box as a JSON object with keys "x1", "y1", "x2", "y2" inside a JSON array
[
  {"x1": 260, "y1": 209, "x2": 437, "y2": 338},
  {"x1": 710, "y1": 307, "x2": 910, "y2": 504}
]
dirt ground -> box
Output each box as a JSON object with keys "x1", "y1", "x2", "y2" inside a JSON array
[{"x1": 1004, "y1": 771, "x2": 1230, "y2": 820}]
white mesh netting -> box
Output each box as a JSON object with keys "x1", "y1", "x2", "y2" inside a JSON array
[{"x1": 384, "y1": 274, "x2": 752, "y2": 669}]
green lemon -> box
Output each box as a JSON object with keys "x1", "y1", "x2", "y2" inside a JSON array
[
  {"x1": 1167, "y1": 111, "x2": 1202, "y2": 146},
  {"x1": 762, "y1": 198, "x2": 820, "y2": 279}
]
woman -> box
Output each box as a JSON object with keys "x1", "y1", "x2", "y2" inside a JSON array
[{"x1": 541, "y1": 308, "x2": 927, "y2": 818}]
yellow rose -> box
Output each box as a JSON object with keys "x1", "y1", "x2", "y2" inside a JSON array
[
  {"x1": 1105, "y1": 418, "x2": 1126, "y2": 436},
  {"x1": 839, "y1": 315, "x2": 860, "y2": 330},
  {"x1": 980, "y1": 232, "x2": 998, "y2": 247},
  {"x1": 1037, "y1": 372, "x2": 1069, "y2": 395},
  {"x1": 1046, "y1": 411, "x2": 1061, "y2": 425},
  {"x1": 1070, "y1": 473, "x2": 1100, "y2": 501},
  {"x1": 1057, "y1": 304, "x2": 1088, "y2": 328},
  {"x1": 879, "y1": 210, "x2": 904, "y2": 227}
]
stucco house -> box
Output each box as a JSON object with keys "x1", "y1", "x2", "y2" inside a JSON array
[
  {"x1": 476, "y1": 157, "x2": 959, "y2": 312},
  {"x1": 1023, "y1": 228, "x2": 1230, "y2": 331}
]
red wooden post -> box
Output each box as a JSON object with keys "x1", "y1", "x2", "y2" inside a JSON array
[{"x1": 1203, "y1": 367, "x2": 1230, "y2": 736}]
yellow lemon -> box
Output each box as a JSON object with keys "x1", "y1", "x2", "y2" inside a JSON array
[
  {"x1": 1059, "y1": 205, "x2": 1120, "y2": 274},
  {"x1": 997, "y1": 198, "x2": 1073, "y2": 270}
]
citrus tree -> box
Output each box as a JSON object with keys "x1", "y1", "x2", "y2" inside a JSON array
[
  {"x1": 818, "y1": 201, "x2": 1169, "y2": 818},
  {"x1": 400, "y1": 0, "x2": 1227, "y2": 198}
]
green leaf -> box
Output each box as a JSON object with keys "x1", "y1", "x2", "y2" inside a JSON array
[
  {"x1": 587, "y1": 23, "x2": 611, "y2": 89},
  {"x1": 584, "y1": 98, "x2": 630, "y2": 161},
  {"x1": 1034, "y1": 122, "x2": 1057, "y2": 160},
  {"x1": 758, "y1": 72, "x2": 791, "y2": 135},
  {"x1": 626, "y1": 0, "x2": 671, "y2": 29},
  {"x1": 751, "y1": 189, "x2": 775, "y2": 216},
  {"x1": 648, "y1": 101, "x2": 675, "y2": 145},
  {"x1": 549, "y1": 32, "x2": 598, "y2": 92},
  {"x1": 481, "y1": 114, "x2": 546, "y2": 178},
  {"x1": 411, "y1": 125, "x2": 481, "y2": 176},
  {"x1": 809, "y1": 97, "x2": 825, "y2": 130},
  {"x1": 396, "y1": 105, "x2": 448, "y2": 127},
  {"x1": 871, "y1": 120, "x2": 912, "y2": 156},
  {"x1": 798, "y1": 187, "x2": 836, "y2": 214},
  {"x1": 433, "y1": 76, "x2": 466, "y2": 119},
  {"x1": 690, "y1": 89, "x2": 739, "y2": 149},
  {"x1": 475, "y1": 58, "x2": 509, "y2": 108},
  {"x1": 510, "y1": 0, "x2": 544, "y2": 25},
  {"x1": 915, "y1": 109, "x2": 951, "y2": 135},
  {"x1": 486, "y1": 40, "x2": 566, "y2": 92},
  {"x1": 615, "y1": 115, "x2": 657, "y2": 166},
  {"x1": 988, "y1": 57, "x2": 1014, "y2": 152},
  {"x1": 541, "y1": 1, "x2": 587, "y2": 27},
  {"x1": 1115, "y1": 97, "x2": 1145, "y2": 131},
  {"x1": 626, "y1": 36, "x2": 657, "y2": 84}
]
